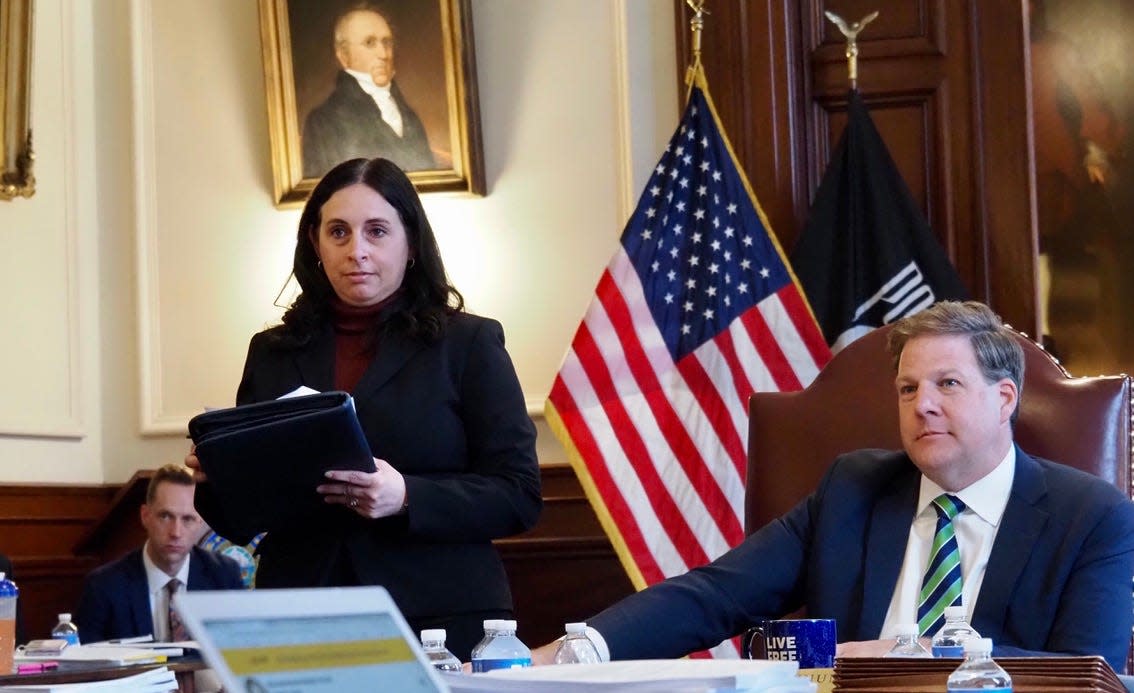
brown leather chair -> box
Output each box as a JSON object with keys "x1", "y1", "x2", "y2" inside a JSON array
[{"x1": 744, "y1": 323, "x2": 1133, "y2": 668}]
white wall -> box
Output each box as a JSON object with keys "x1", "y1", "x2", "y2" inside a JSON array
[{"x1": 0, "y1": 0, "x2": 677, "y2": 483}]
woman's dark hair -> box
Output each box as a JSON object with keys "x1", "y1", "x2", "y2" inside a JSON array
[{"x1": 274, "y1": 157, "x2": 463, "y2": 347}]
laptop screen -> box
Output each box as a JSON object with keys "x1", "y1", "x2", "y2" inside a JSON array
[{"x1": 176, "y1": 587, "x2": 449, "y2": 693}]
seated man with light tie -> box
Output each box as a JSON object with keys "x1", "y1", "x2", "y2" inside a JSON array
[
  {"x1": 534, "y1": 301, "x2": 1134, "y2": 673},
  {"x1": 75, "y1": 463, "x2": 244, "y2": 643}
]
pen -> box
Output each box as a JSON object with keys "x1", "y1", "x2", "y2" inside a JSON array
[{"x1": 17, "y1": 661, "x2": 58, "y2": 674}]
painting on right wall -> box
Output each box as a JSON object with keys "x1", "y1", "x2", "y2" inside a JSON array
[{"x1": 1030, "y1": 0, "x2": 1134, "y2": 375}]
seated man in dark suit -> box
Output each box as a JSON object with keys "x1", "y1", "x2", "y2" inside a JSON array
[
  {"x1": 534, "y1": 301, "x2": 1134, "y2": 672},
  {"x1": 75, "y1": 464, "x2": 244, "y2": 642}
]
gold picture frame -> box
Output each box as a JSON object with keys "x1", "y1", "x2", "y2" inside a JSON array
[
  {"x1": 259, "y1": 0, "x2": 485, "y2": 208},
  {"x1": 0, "y1": 0, "x2": 34, "y2": 201}
]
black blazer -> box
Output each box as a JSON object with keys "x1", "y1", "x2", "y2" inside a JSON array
[
  {"x1": 197, "y1": 313, "x2": 541, "y2": 625},
  {"x1": 302, "y1": 71, "x2": 435, "y2": 178},
  {"x1": 74, "y1": 546, "x2": 244, "y2": 643}
]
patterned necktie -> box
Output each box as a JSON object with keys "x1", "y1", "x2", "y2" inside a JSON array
[
  {"x1": 917, "y1": 494, "x2": 966, "y2": 636},
  {"x1": 165, "y1": 578, "x2": 188, "y2": 642}
]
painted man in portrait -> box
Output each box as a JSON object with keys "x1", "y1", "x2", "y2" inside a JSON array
[{"x1": 302, "y1": 3, "x2": 436, "y2": 178}]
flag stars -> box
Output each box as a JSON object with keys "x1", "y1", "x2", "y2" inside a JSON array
[
  {"x1": 712, "y1": 217, "x2": 720, "y2": 229},
  {"x1": 699, "y1": 161, "x2": 710, "y2": 172},
  {"x1": 727, "y1": 203, "x2": 738, "y2": 214},
  {"x1": 694, "y1": 208, "x2": 705, "y2": 220},
  {"x1": 696, "y1": 185, "x2": 708, "y2": 197},
  {"x1": 723, "y1": 250, "x2": 732, "y2": 261},
  {"x1": 743, "y1": 235, "x2": 753, "y2": 246},
  {"x1": 650, "y1": 260, "x2": 660, "y2": 272},
  {"x1": 706, "y1": 286, "x2": 718, "y2": 297},
  {"x1": 701, "y1": 136, "x2": 709, "y2": 148},
  {"x1": 702, "y1": 308, "x2": 714, "y2": 320},
  {"x1": 682, "y1": 323, "x2": 691, "y2": 335},
  {"x1": 759, "y1": 267, "x2": 771, "y2": 279},
  {"x1": 712, "y1": 171, "x2": 722, "y2": 182},
  {"x1": 738, "y1": 282, "x2": 749, "y2": 294},
  {"x1": 683, "y1": 300, "x2": 694, "y2": 312},
  {"x1": 645, "y1": 208, "x2": 656, "y2": 218},
  {"x1": 709, "y1": 263, "x2": 720, "y2": 275},
  {"x1": 679, "y1": 178, "x2": 690, "y2": 189},
  {"x1": 676, "y1": 201, "x2": 686, "y2": 212},
  {"x1": 676, "y1": 145, "x2": 685, "y2": 156},
  {"x1": 655, "y1": 164, "x2": 665, "y2": 175},
  {"x1": 688, "y1": 255, "x2": 700, "y2": 267},
  {"x1": 692, "y1": 232, "x2": 703, "y2": 243},
  {"x1": 669, "y1": 168, "x2": 679, "y2": 179},
  {"x1": 669, "y1": 247, "x2": 679, "y2": 259},
  {"x1": 650, "y1": 185, "x2": 661, "y2": 197},
  {"x1": 724, "y1": 295, "x2": 731, "y2": 307},
  {"x1": 641, "y1": 229, "x2": 652, "y2": 240},
  {"x1": 710, "y1": 240, "x2": 721, "y2": 252},
  {"x1": 664, "y1": 292, "x2": 674, "y2": 304},
  {"x1": 687, "y1": 128, "x2": 695, "y2": 140},
  {"x1": 667, "y1": 269, "x2": 677, "y2": 281},
  {"x1": 683, "y1": 155, "x2": 693, "y2": 166},
  {"x1": 740, "y1": 259, "x2": 751, "y2": 270},
  {"x1": 724, "y1": 227, "x2": 735, "y2": 238},
  {"x1": 673, "y1": 223, "x2": 683, "y2": 235},
  {"x1": 685, "y1": 278, "x2": 697, "y2": 289}
]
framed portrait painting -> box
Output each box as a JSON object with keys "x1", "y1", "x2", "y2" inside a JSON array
[
  {"x1": 0, "y1": 0, "x2": 34, "y2": 201},
  {"x1": 259, "y1": 0, "x2": 484, "y2": 208}
]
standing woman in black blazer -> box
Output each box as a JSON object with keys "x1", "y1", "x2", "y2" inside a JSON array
[{"x1": 188, "y1": 158, "x2": 541, "y2": 659}]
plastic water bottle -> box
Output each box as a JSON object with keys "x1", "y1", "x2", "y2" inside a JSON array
[
  {"x1": 51, "y1": 613, "x2": 80, "y2": 646},
  {"x1": 883, "y1": 623, "x2": 932, "y2": 658},
  {"x1": 932, "y1": 605, "x2": 979, "y2": 657},
  {"x1": 420, "y1": 629, "x2": 461, "y2": 673},
  {"x1": 947, "y1": 638, "x2": 1012, "y2": 692},
  {"x1": 553, "y1": 622, "x2": 601, "y2": 664},
  {"x1": 470, "y1": 619, "x2": 531, "y2": 673},
  {"x1": 0, "y1": 573, "x2": 17, "y2": 674}
]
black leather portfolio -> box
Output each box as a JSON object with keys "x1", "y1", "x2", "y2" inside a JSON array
[{"x1": 188, "y1": 391, "x2": 375, "y2": 535}]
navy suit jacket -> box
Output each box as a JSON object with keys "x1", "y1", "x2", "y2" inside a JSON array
[
  {"x1": 590, "y1": 447, "x2": 1134, "y2": 672},
  {"x1": 74, "y1": 546, "x2": 244, "y2": 643}
]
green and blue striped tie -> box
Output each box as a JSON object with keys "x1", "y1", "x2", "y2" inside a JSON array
[{"x1": 917, "y1": 494, "x2": 966, "y2": 636}]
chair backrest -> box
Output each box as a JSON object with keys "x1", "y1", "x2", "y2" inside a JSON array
[{"x1": 746, "y1": 324, "x2": 1132, "y2": 533}]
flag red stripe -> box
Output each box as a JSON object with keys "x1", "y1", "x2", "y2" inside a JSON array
[
  {"x1": 570, "y1": 319, "x2": 710, "y2": 569},
  {"x1": 549, "y1": 373, "x2": 667, "y2": 584},
  {"x1": 598, "y1": 271, "x2": 745, "y2": 547},
  {"x1": 739, "y1": 305, "x2": 801, "y2": 392},
  {"x1": 674, "y1": 354, "x2": 748, "y2": 482},
  {"x1": 777, "y1": 286, "x2": 832, "y2": 371}
]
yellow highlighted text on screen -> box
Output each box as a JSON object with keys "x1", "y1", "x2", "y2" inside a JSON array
[{"x1": 221, "y1": 638, "x2": 414, "y2": 675}]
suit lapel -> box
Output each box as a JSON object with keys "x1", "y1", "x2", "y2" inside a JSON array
[
  {"x1": 859, "y1": 464, "x2": 920, "y2": 639},
  {"x1": 350, "y1": 329, "x2": 425, "y2": 405},
  {"x1": 973, "y1": 447, "x2": 1048, "y2": 628},
  {"x1": 293, "y1": 326, "x2": 336, "y2": 392},
  {"x1": 127, "y1": 552, "x2": 155, "y2": 637}
]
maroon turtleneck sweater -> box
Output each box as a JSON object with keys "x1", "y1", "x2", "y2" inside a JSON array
[{"x1": 330, "y1": 294, "x2": 397, "y2": 392}]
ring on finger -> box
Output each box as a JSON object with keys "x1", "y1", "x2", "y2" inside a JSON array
[{"x1": 349, "y1": 497, "x2": 359, "y2": 508}]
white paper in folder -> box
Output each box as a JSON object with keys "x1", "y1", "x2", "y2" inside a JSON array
[{"x1": 443, "y1": 659, "x2": 817, "y2": 693}]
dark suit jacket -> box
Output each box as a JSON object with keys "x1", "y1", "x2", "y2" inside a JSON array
[
  {"x1": 302, "y1": 71, "x2": 434, "y2": 178},
  {"x1": 196, "y1": 313, "x2": 541, "y2": 627},
  {"x1": 591, "y1": 447, "x2": 1134, "y2": 672},
  {"x1": 74, "y1": 546, "x2": 244, "y2": 644}
]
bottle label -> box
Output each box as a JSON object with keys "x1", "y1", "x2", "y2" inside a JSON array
[
  {"x1": 56, "y1": 633, "x2": 79, "y2": 646},
  {"x1": 472, "y1": 657, "x2": 532, "y2": 673},
  {"x1": 933, "y1": 645, "x2": 964, "y2": 657}
]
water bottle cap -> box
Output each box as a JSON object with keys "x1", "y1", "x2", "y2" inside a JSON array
[
  {"x1": 0, "y1": 573, "x2": 17, "y2": 597},
  {"x1": 500, "y1": 619, "x2": 517, "y2": 631},
  {"x1": 943, "y1": 605, "x2": 966, "y2": 619},
  {"x1": 420, "y1": 629, "x2": 445, "y2": 642},
  {"x1": 58, "y1": 613, "x2": 72, "y2": 622},
  {"x1": 893, "y1": 623, "x2": 919, "y2": 637},
  {"x1": 963, "y1": 637, "x2": 993, "y2": 654},
  {"x1": 564, "y1": 622, "x2": 587, "y2": 634}
]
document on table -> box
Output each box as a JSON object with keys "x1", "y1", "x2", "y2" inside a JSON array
[
  {"x1": 0, "y1": 665, "x2": 177, "y2": 691},
  {"x1": 444, "y1": 659, "x2": 817, "y2": 692},
  {"x1": 15, "y1": 645, "x2": 166, "y2": 666}
]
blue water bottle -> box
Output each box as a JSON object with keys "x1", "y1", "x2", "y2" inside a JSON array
[
  {"x1": 932, "y1": 605, "x2": 979, "y2": 657},
  {"x1": 470, "y1": 619, "x2": 531, "y2": 672},
  {"x1": 946, "y1": 638, "x2": 1012, "y2": 692},
  {"x1": 51, "y1": 613, "x2": 80, "y2": 646}
]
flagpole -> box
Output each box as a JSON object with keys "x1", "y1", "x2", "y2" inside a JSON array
[
  {"x1": 824, "y1": 10, "x2": 879, "y2": 90},
  {"x1": 683, "y1": 0, "x2": 708, "y2": 95}
]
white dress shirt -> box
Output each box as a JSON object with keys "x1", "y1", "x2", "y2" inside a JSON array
[
  {"x1": 141, "y1": 542, "x2": 191, "y2": 641},
  {"x1": 345, "y1": 68, "x2": 405, "y2": 137},
  {"x1": 879, "y1": 446, "x2": 1016, "y2": 637}
]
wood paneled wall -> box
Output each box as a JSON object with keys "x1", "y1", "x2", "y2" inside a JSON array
[
  {"x1": 674, "y1": 0, "x2": 1041, "y2": 334},
  {"x1": 0, "y1": 464, "x2": 631, "y2": 647}
]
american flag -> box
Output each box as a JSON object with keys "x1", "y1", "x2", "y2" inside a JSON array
[{"x1": 545, "y1": 78, "x2": 831, "y2": 658}]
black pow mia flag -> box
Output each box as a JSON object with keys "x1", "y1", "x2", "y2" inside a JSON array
[{"x1": 790, "y1": 90, "x2": 968, "y2": 352}]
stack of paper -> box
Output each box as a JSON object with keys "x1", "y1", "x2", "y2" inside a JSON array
[
  {"x1": 0, "y1": 665, "x2": 177, "y2": 692},
  {"x1": 15, "y1": 645, "x2": 166, "y2": 667},
  {"x1": 445, "y1": 659, "x2": 816, "y2": 692},
  {"x1": 834, "y1": 655, "x2": 1125, "y2": 693}
]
